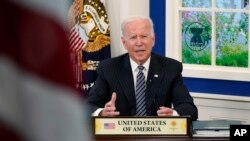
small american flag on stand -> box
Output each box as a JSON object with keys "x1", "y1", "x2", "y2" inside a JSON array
[{"x1": 104, "y1": 123, "x2": 115, "y2": 129}]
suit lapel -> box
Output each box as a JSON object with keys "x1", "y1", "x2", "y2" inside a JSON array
[
  {"x1": 117, "y1": 55, "x2": 136, "y2": 109},
  {"x1": 146, "y1": 54, "x2": 164, "y2": 113}
]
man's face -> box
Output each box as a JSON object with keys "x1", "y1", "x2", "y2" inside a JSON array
[{"x1": 122, "y1": 19, "x2": 155, "y2": 65}]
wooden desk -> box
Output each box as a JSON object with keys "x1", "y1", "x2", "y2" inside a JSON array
[{"x1": 94, "y1": 136, "x2": 229, "y2": 141}]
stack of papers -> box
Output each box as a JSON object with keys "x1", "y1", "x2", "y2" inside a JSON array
[
  {"x1": 192, "y1": 120, "x2": 242, "y2": 137},
  {"x1": 193, "y1": 130, "x2": 229, "y2": 137}
]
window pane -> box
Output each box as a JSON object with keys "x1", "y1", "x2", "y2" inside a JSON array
[
  {"x1": 216, "y1": 12, "x2": 248, "y2": 67},
  {"x1": 216, "y1": 0, "x2": 249, "y2": 9},
  {"x1": 182, "y1": 0, "x2": 211, "y2": 8},
  {"x1": 182, "y1": 11, "x2": 212, "y2": 65}
]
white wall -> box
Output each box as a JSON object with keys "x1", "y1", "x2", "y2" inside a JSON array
[
  {"x1": 105, "y1": 0, "x2": 149, "y2": 57},
  {"x1": 192, "y1": 93, "x2": 250, "y2": 124}
]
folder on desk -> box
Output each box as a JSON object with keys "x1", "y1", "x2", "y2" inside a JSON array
[
  {"x1": 193, "y1": 119, "x2": 242, "y2": 130},
  {"x1": 192, "y1": 120, "x2": 242, "y2": 137}
]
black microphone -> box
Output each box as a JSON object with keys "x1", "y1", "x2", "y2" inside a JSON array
[
  {"x1": 146, "y1": 78, "x2": 152, "y2": 86},
  {"x1": 151, "y1": 95, "x2": 160, "y2": 116},
  {"x1": 153, "y1": 98, "x2": 159, "y2": 110}
]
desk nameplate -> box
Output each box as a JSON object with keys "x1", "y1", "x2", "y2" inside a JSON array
[{"x1": 93, "y1": 116, "x2": 191, "y2": 137}]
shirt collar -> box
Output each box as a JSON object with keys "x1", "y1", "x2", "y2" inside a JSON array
[{"x1": 130, "y1": 57, "x2": 151, "y2": 72}]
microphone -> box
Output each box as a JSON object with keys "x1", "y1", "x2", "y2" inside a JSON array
[
  {"x1": 154, "y1": 96, "x2": 160, "y2": 109},
  {"x1": 147, "y1": 79, "x2": 151, "y2": 85},
  {"x1": 151, "y1": 94, "x2": 160, "y2": 116}
]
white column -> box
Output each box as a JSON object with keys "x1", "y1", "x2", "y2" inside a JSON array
[{"x1": 106, "y1": 0, "x2": 149, "y2": 57}]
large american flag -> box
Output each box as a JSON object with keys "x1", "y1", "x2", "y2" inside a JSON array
[{"x1": 68, "y1": 24, "x2": 88, "y2": 85}]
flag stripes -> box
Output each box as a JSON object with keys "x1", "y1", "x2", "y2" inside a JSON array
[{"x1": 69, "y1": 26, "x2": 85, "y2": 52}]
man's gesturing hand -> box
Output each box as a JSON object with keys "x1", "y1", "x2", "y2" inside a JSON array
[
  {"x1": 100, "y1": 92, "x2": 120, "y2": 116},
  {"x1": 157, "y1": 106, "x2": 173, "y2": 116}
]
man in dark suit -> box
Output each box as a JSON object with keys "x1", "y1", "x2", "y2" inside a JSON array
[{"x1": 87, "y1": 15, "x2": 198, "y2": 121}]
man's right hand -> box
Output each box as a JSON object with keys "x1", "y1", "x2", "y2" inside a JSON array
[{"x1": 100, "y1": 92, "x2": 120, "y2": 116}]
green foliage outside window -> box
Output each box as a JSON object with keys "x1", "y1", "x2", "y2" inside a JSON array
[{"x1": 216, "y1": 13, "x2": 248, "y2": 67}]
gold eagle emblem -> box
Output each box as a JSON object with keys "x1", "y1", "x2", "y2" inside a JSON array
[{"x1": 68, "y1": 0, "x2": 110, "y2": 53}]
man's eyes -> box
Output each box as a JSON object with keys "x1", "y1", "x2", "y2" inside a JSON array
[
  {"x1": 129, "y1": 35, "x2": 149, "y2": 40},
  {"x1": 130, "y1": 36, "x2": 137, "y2": 40},
  {"x1": 141, "y1": 35, "x2": 148, "y2": 38}
]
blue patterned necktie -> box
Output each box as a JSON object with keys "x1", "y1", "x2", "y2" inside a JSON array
[{"x1": 135, "y1": 65, "x2": 146, "y2": 116}]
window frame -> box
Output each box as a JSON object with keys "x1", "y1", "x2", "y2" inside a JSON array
[{"x1": 166, "y1": 0, "x2": 250, "y2": 82}]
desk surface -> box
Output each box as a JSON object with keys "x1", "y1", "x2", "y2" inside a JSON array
[{"x1": 94, "y1": 136, "x2": 229, "y2": 141}]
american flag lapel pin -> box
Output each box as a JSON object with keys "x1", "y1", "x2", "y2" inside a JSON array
[{"x1": 154, "y1": 74, "x2": 158, "y2": 78}]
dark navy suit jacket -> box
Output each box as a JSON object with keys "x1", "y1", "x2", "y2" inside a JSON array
[{"x1": 87, "y1": 53, "x2": 198, "y2": 121}]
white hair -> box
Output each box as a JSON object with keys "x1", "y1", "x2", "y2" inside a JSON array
[{"x1": 121, "y1": 15, "x2": 155, "y2": 36}]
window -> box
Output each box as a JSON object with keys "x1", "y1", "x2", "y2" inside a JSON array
[{"x1": 166, "y1": 0, "x2": 250, "y2": 81}]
